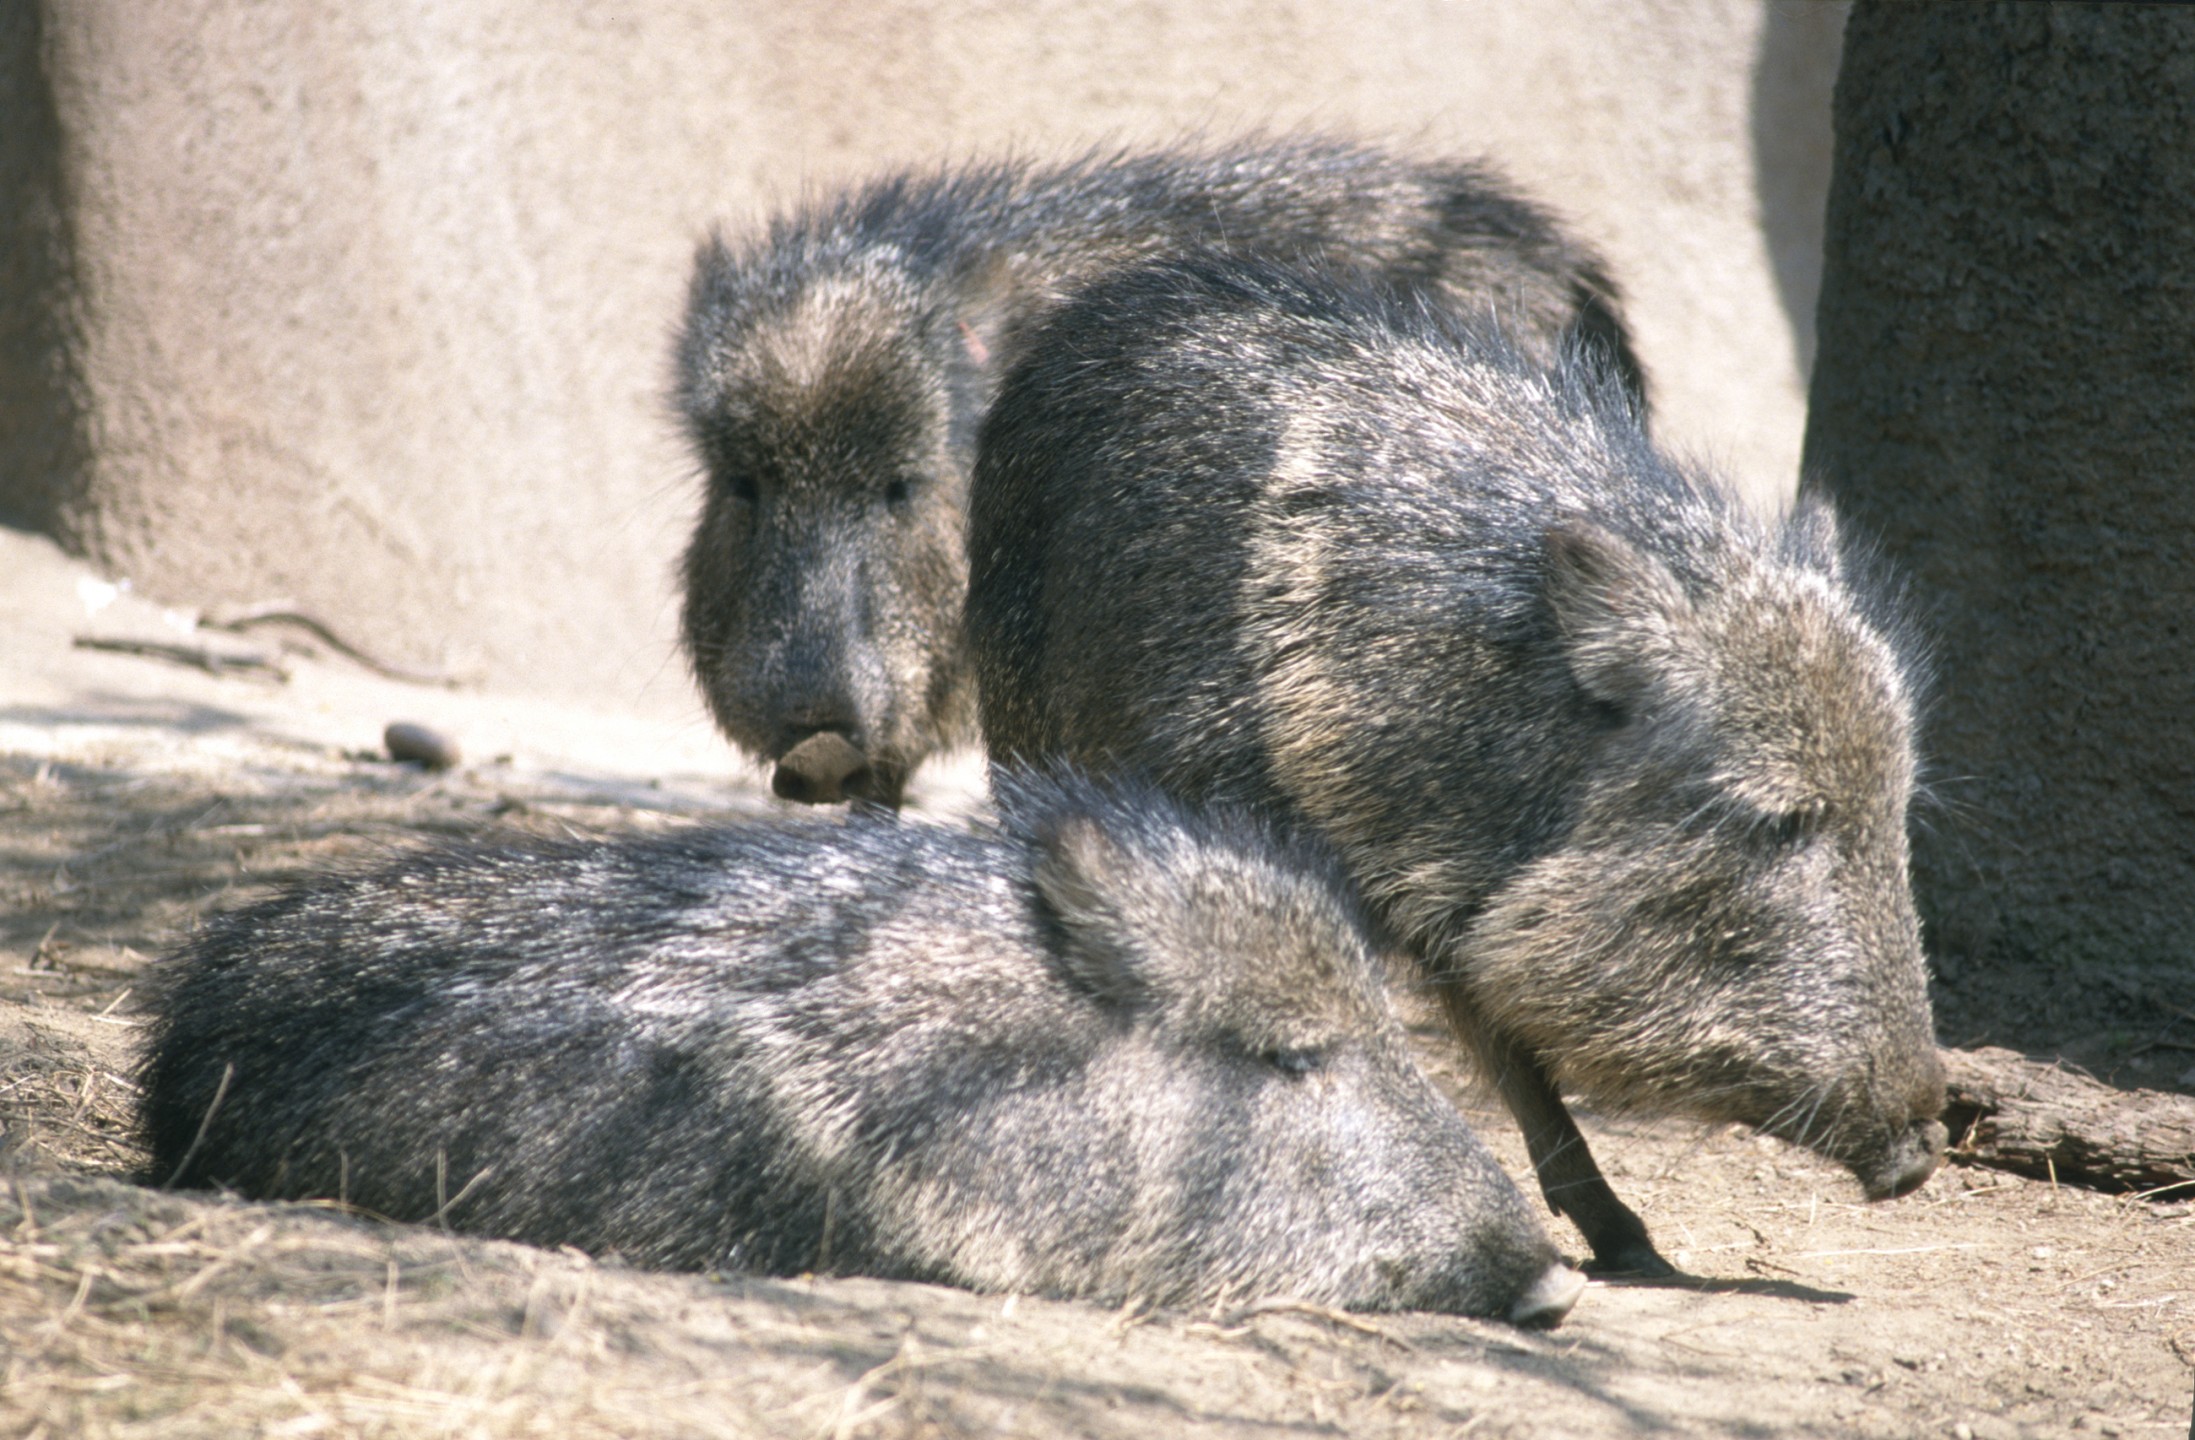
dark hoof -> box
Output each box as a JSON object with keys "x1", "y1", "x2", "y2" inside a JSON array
[
  {"x1": 1563, "y1": 1194, "x2": 1672, "y2": 1278},
  {"x1": 1580, "y1": 1239, "x2": 1676, "y2": 1279}
]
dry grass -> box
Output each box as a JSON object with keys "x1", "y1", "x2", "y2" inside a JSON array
[
  {"x1": 2, "y1": 1169, "x2": 1524, "y2": 1440},
  {"x1": 0, "y1": 1035, "x2": 143, "y2": 1179},
  {"x1": 2, "y1": 1173, "x2": 753, "y2": 1438}
]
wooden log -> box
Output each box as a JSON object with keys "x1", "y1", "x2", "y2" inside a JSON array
[{"x1": 1940, "y1": 1046, "x2": 2195, "y2": 1197}]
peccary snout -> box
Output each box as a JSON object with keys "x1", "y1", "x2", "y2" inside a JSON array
[
  {"x1": 1866, "y1": 1118, "x2": 1949, "y2": 1200},
  {"x1": 1510, "y1": 1262, "x2": 1589, "y2": 1329},
  {"x1": 1853, "y1": 1054, "x2": 1949, "y2": 1199},
  {"x1": 771, "y1": 730, "x2": 885, "y2": 805}
]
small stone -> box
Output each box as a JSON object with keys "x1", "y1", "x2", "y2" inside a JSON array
[
  {"x1": 1953, "y1": 1424, "x2": 1974, "y2": 1440},
  {"x1": 385, "y1": 721, "x2": 461, "y2": 770}
]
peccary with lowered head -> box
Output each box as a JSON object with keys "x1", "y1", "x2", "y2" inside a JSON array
[
  {"x1": 967, "y1": 256, "x2": 1947, "y2": 1276},
  {"x1": 676, "y1": 135, "x2": 1645, "y2": 805},
  {"x1": 139, "y1": 771, "x2": 1582, "y2": 1324}
]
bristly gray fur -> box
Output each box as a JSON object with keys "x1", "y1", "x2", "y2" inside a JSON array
[
  {"x1": 674, "y1": 134, "x2": 1646, "y2": 806},
  {"x1": 966, "y1": 255, "x2": 1947, "y2": 1275},
  {"x1": 138, "y1": 769, "x2": 1572, "y2": 1321}
]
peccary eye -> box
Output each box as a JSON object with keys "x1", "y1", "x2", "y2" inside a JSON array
[
  {"x1": 1585, "y1": 697, "x2": 1627, "y2": 732},
  {"x1": 724, "y1": 471, "x2": 759, "y2": 505},
  {"x1": 1265, "y1": 1047, "x2": 1327, "y2": 1079},
  {"x1": 883, "y1": 477, "x2": 913, "y2": 509},
  {"x1": 1761, "y1": 807, "x2": 1817, "y2": 850}
]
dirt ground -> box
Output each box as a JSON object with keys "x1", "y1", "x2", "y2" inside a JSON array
[{"x1": 3, "y1": 526, "x2": 2191, "y2": 1439}]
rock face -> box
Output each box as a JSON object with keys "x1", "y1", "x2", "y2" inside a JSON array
[
  {"x1": 0, "y1": 0, "x2": 1836, "y2": 715},
  {"x1": 1801, "y1": 1, "x2": 2195, "y2": 1042}
]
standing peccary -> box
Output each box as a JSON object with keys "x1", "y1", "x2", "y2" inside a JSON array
[
  {"x1": 676, "y1": 135, "x2": 1646, "y2": 806},
  {"x1": 966, "y1": 257, "x2": 1948, "y2": 1277},
  {"x1": 137, "y1": 771, "x2": 1584, "y2": 1324}
]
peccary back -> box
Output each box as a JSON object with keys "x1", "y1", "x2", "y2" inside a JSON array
[
  {"x1": 967, "y1": 257, "x2": 1946, "y2": 1274},
  {"x1": 138, "y1": 771, "x2": 1580, "y2": 1323},
  {"x1": 676, "y1": 134, "x2": 1644, "y2": 806}
]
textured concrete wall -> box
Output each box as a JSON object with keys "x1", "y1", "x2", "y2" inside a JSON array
[
  {"x1": 2, "y1": 0, "x2": 1838, "y2": 716},
  {"x1": 1802, "y1": 2, "x2": 2195, "y2": 1041},
  {"x1": 0, "y1": 3, "x2": 83, "y2": 540}
]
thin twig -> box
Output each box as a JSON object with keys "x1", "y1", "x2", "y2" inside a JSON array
[
  {"x1": 161, "y1": 1061, "x2": 234, "y2": 1190},
  {"x1": 1219, "y1": 1297, "x2": 1415, "y2": 1350},
  {"x1": 427, "y1": 1162, "x2": 496, "y2": 1228},
  {"x1": 71, "y1": 636, "x2": 290, "y2": 684},
  {"x1": 108, "y1": 1223, "x2": 275, "y2": 1310},
  {"x1": 1794, "y1": 1243, "x2": 1981, "y2": 1259},
  {"x1": 205, "y1": 603, "x2": 463, "y2": 687}
]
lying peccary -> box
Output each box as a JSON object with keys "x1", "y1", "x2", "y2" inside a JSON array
[
  {"x1": 676, "y1": 135, "x2": 1646, "y2": 806},
  {"x1": 966, "y1": 256, "x2": 1948, "y2": 1276},
  {"x1": 137, "y1": 771, "x2": 1583, "y2": 1324}
]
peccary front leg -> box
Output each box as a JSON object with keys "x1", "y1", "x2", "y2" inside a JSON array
[
  {"x1": 1495, "y1": 1048, "x2": 1673, "y2": 1278},
  {"x1": 1444, "y1": 992, "x2": 1673, "y2": 1276}
]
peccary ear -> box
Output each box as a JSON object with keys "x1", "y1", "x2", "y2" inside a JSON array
[
  {"x1": 1544, "y1": 523, "x2": 1696, "y2": 708},
  {"x1": 1782, "y1": 491, "x2": 1844, "y2": 581},
  {"x1": 1031, "y1": 814, "x2": 1147, "y2": 1005}
]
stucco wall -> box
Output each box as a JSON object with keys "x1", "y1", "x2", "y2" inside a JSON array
[
  {"x1": 2, "y1": 0, "x2": 1839, "y2": 717},
  {"x1": 1803, "y1": 1, "x2": 2195, "y2": 1037}
]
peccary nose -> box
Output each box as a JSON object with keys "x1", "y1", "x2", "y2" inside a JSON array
[
  {"x1": 772, "y1": 732, "x2": 873, "y2": 804},
  {"x1": 1864, "y1": 1117, "x2": 1948, "y2": 1200},
  {"x1": 1508, "y1": 1262, "x2": 1586, "y2": 1329}
]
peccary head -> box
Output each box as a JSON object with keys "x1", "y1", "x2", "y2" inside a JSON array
[
  {"x1": 676, "y1": 237, "x2": 977, "y2": 806},
  {"x1": 1463, "y1": 504, "x2": 1946, "y2": 1200},
  {"x1": 1002, "y1": 775, "x2": 1580, "y2": 1322}
]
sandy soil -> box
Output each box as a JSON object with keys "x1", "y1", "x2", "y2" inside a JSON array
[{"x1": 3, "y1": 526, "x2": 2191, "y2": 1439}]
